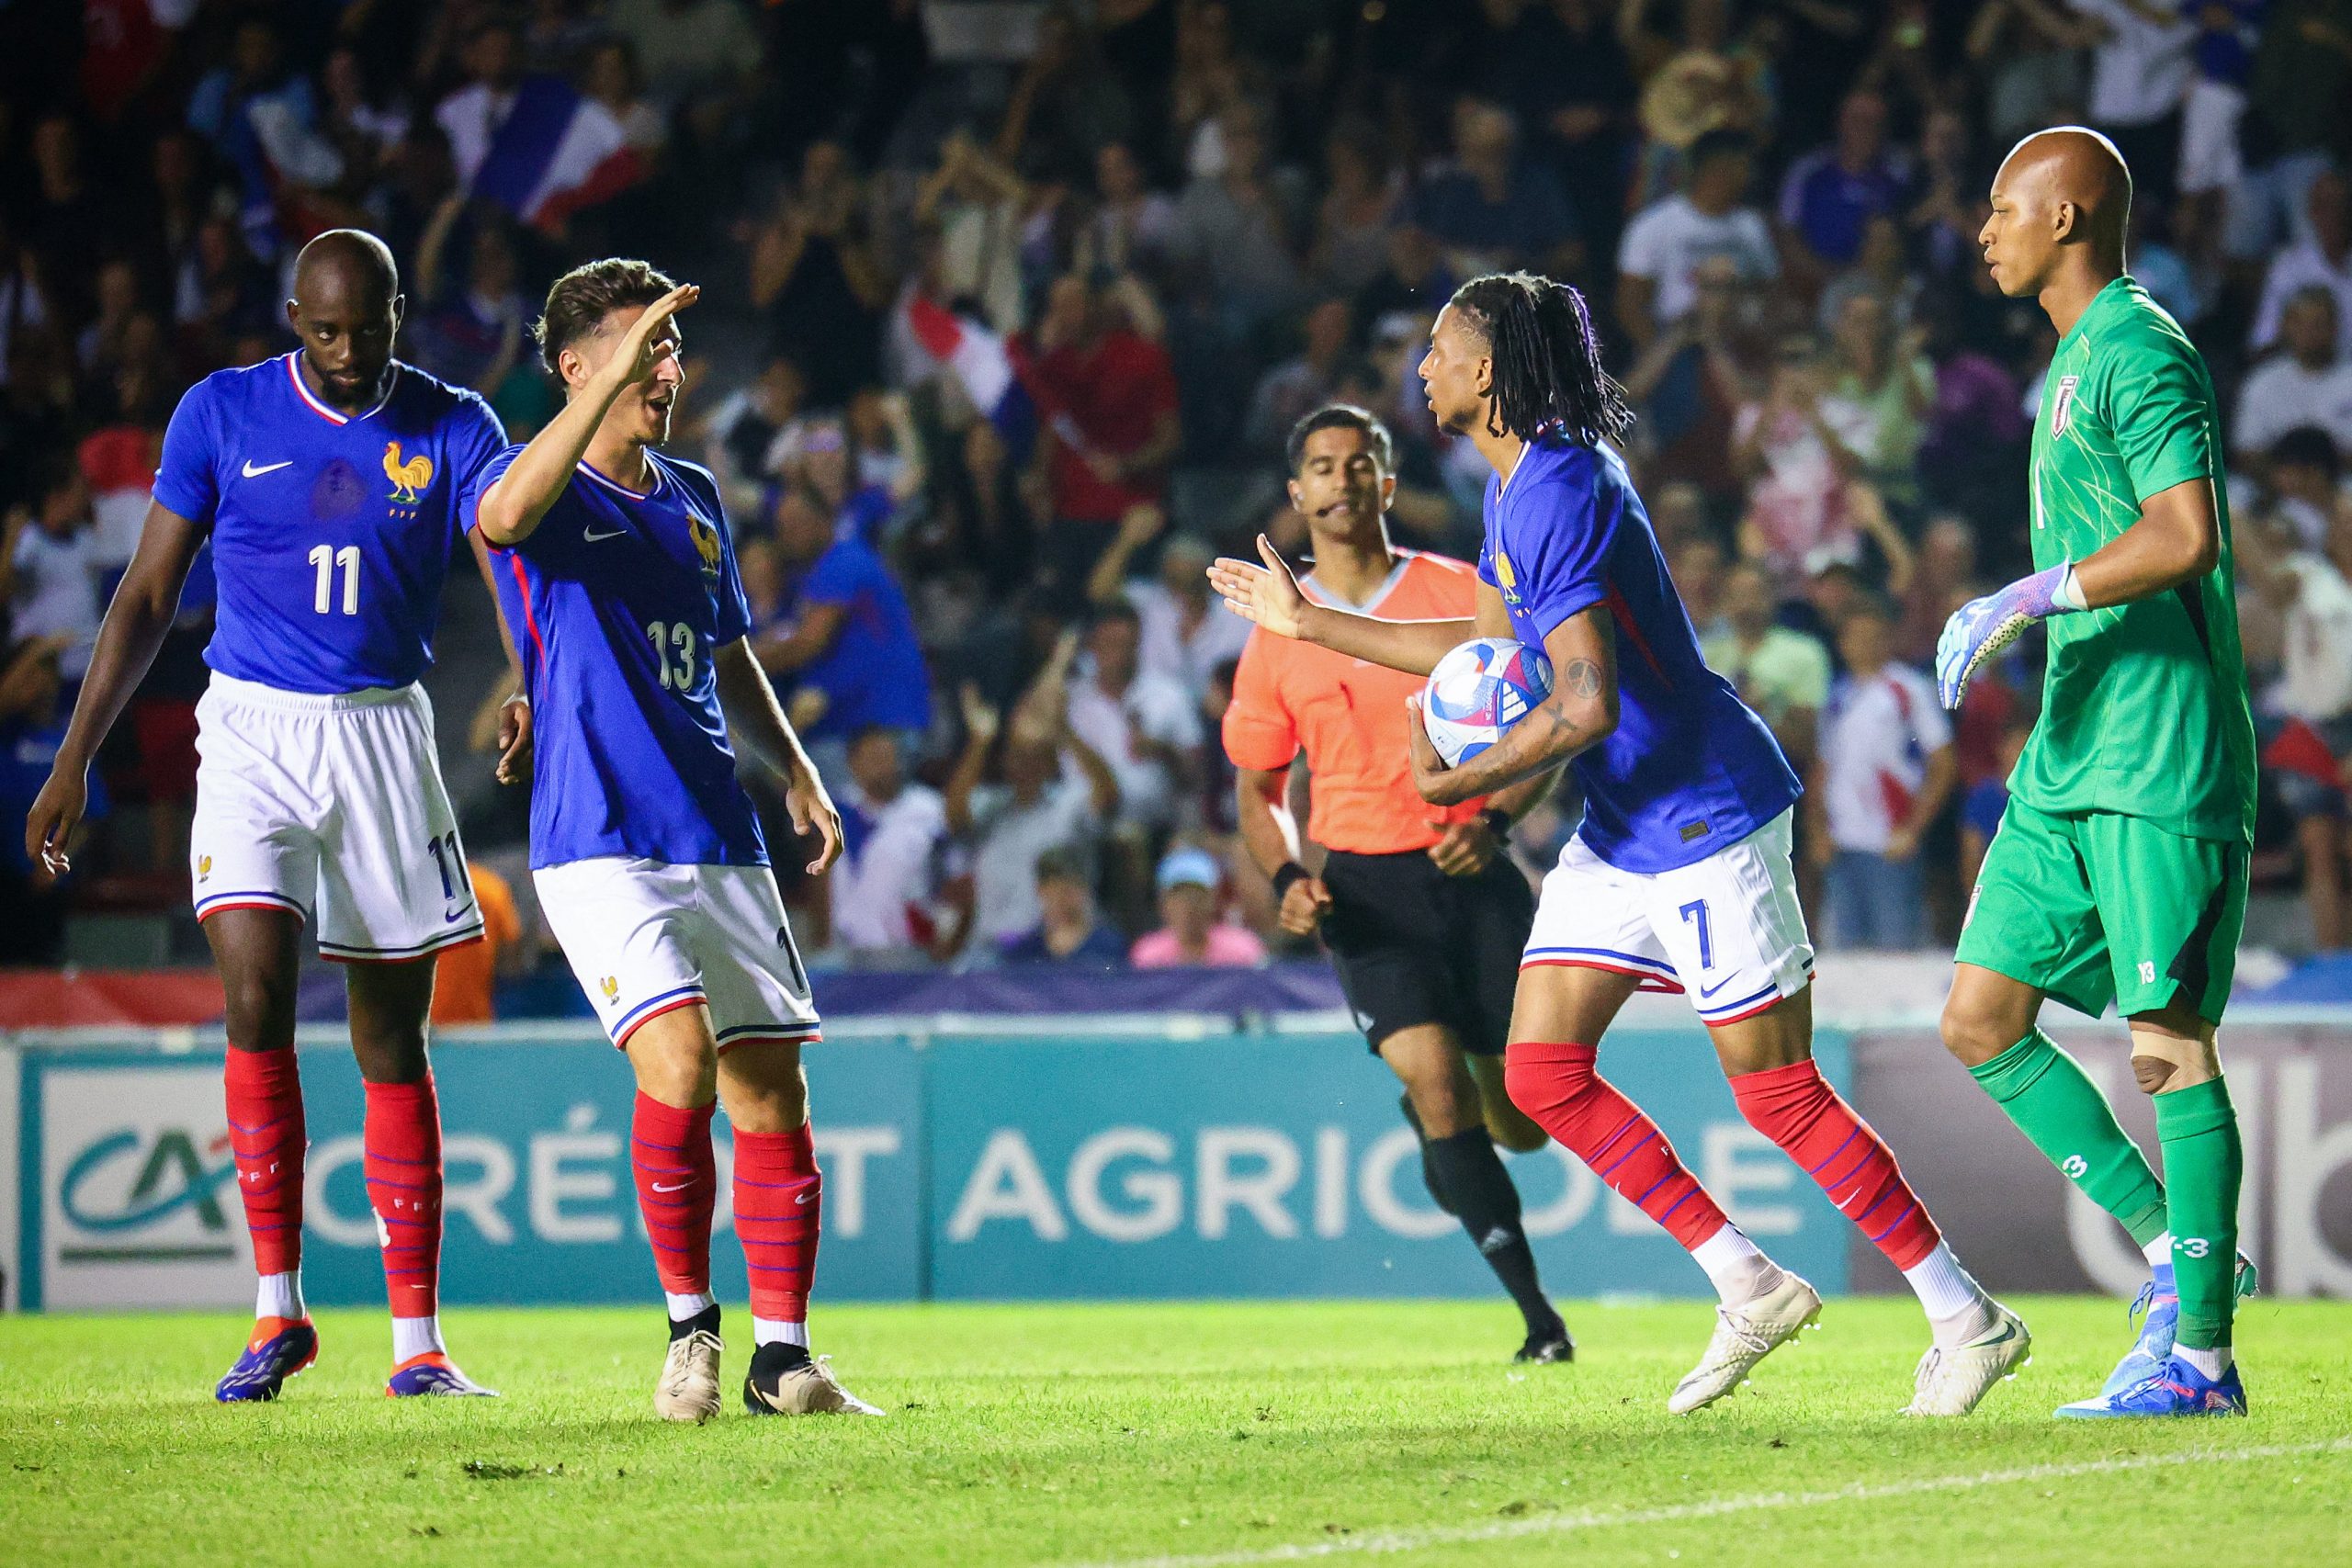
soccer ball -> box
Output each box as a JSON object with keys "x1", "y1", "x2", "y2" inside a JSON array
[{"x1": 1421, "y1": 637, "x2": 1554, "y2": 766}]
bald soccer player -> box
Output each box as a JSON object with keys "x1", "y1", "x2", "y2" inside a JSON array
[
  {"x1": 1936, "y1": 129, "x2": 2259, "y2": 1418},
  {"x1": 27, "y1": 230, "x2": 526, "y2": 1400}
]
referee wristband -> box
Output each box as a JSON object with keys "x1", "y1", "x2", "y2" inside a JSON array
[
  {"x1": 1477, "y1": 807, "x2": 1513, "y2": 844},
  {"x1": 1271, "y1": 862, "x2": 1311, "y2": 902}
]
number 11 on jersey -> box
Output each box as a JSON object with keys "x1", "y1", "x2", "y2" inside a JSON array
[{"x1": 309, "y1": 544, "x2": 359, "y2": 615}]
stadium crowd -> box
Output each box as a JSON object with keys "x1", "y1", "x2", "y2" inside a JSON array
[{"x1": 4, "y1": 0, "x2": 2352, "y2": 981}]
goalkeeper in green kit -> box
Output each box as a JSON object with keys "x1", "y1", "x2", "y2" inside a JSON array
[{"x1": 1934, "y1": 128, "x2": 2256, "y2": 1419}]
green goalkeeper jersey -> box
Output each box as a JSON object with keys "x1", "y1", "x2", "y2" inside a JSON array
[{"x1": 2013, "y1": 275, "x2": 2256, "y2": 844}]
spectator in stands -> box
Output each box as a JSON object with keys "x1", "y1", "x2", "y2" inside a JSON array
[
  {"x1": 2236, "y1": 287, "x2": 2352, "y2": 463},
  {"x1": 946, "y1": 672, "x2": 1120, "y2": 952},
  {"x1": 1622, "y1": 254, "x2": 1758, "y2": 506},
  {"x1": 2264, "y1": 424, "x2": 2351, "y2": 550},
  {"x1": 605, "y1": 0, "x2": 763, "y2": 124},
  {"x1": 1019, "y1": 270, "x2": 1182, "y2": 607},
  {"x1": 185, "y1": 21, "x2": 338, "y2": 253},
  {"x1": 828, "y1": 727, "x2": 957, "y2": 960},
  {"x1": 1309, "y1": 118, "x2": 1402, "y2": 295},
  {"x1": 752, "y1": 482, "x2": 934, "y2": 781},
  {"x1": 1129, "y1": 844, "x2": 1266, "y2": 968},
  {"x1": 2246, "y1": 484, "x2": 2352, "y2": 951},
  {"x1": 2252, "y1": 169, "x2": 2352, "y2": 358},
  {"x1": 1958, "y1": 720, "x2": 2033, "y2": 896},
  {"x1": 703, "y1": 354, "x2": 809, "y2": 510},
  {"x1": 1413, "y1": 98, "x2": 1578, "y2": 277},
  {"x1": 1001, "y1": 844, "x2": 1127, "y2": 969},
  {"x1": 1778, "y1": 89, "x2": 1910, "y2": 282},
  {"x1": 1245, "y1": 297, "x2": 1354, "y2": 457},
  {"x1": 1817, "y1": 288, "x2": 1935, "y2": 510},
  {"x1": 1615, "y1": 130, "x2": 1776, "y2": 352},
  {"x1": 429, "y1": 861, "x2": 525, "y2": 1026},
  {"x1": 1811, "y1": 594, "x2": 1955, "y2": 950},
  {"x1": 915, "y1": 128, "x2": 1029, "y2": 337},
  {"x1": 3, "y1": 465, "x2": 101, "y2": 681},
  {"x1": 411, "y1": 197, "x2": 532, "y2": 410},
  {"x1": 1702, "y1": 559, "x2": 1831, "y2": 771},
  {"x1": 0, "y1": 635, "x2": 98, "y2": 963},
  {"x1": 1086, "y1": 511, "x2": 1250, "y2": 702},
  {"x1": 749, "y1": 140, "x2": 888, "y2": 404},
  {"x1": 1065, "y1": 597, "x2": 1202, "y2": 834},
  {"x1": 1088, "y1": 141, "x2": 1179, "y2": 277},
  {"x1": 2075, "y1": 0, "x2": 2197, "y2": 204},
  {"x1": 1172, "y1": 102, "x2": 1308, "y2": 332}
]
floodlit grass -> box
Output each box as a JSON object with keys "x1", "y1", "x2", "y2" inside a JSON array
[{"x1": 3, "y1": 1297, "x2": 2346, "y2": 1566}]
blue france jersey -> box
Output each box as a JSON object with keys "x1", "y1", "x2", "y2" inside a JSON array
[
  {"x1": 152, "y1": 354, "x2": 506, "y2": 694},
  {"x1": 470, "y1": 449, "x2": 767, "y2": 871},
  {"x1": 1481, "y1": 436, "x2": 1798, "y2": 873}
]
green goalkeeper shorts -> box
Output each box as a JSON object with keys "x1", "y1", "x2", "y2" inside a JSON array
[{"x1": 1955, "y1": 799, "x2": 2247, "y2": 1022}]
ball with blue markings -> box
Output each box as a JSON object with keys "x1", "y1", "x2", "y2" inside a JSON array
[{"x1": 1421, "y1": 637, "x2": 1555, "y2": 767}]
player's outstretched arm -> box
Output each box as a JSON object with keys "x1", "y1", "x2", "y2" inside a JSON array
[
  {"x1": 1207, "y1": 535, "x2": 1468, "y2": 675},
  {"x1": 24, "y1": 502, "x2": 206, "y2": 875},
  {"x1": 472, "y1": 282, "x2": 700, "y2": 547},
  {"x1": 712, "y1": 637, "x2": 842, "y2": 875},
  {"x1": 1407, "y1": 604, "x2": 1616, "y2": 807}
]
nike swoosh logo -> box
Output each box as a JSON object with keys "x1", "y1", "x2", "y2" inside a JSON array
[
  {"x1": 444, "y1": 904, "x2": 474, "y2": 924},
  {"x1": 1698, "y1": 974, "x2": 1740, "y2": 999},
  {"x1": 795, "y1": 1190, "x2": 819, "y2": 1205},
  {"x1": 651, "y1": 1180, "x2": 689, "y2": 1193},
  {"x1": 242, "y1": 459, "x2": 293, "y2": 478},
  {"x1": 582, "y1": 525, "x2": 628, "y2": 542}
]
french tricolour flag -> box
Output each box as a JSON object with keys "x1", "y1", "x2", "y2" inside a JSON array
[
  {"x1": 904, "y1": 295, "x2": 1037, "y2": 458},
  {"x1": 447, "y1": 76, "x2": 644, "y2": 233}
]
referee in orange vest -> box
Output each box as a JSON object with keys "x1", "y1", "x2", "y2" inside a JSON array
[{"x1": 1224, "y1": 405, "x2": 1570, "y2": 1362}]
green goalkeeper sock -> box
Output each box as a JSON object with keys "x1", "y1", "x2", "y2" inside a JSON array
[
  {"x1": 1969, "y1": 1031, "x2": 2169, "y2": 1247},
  {"x1": 2154, "y1": 1077, "x2": 2243, "y2": 1351}
]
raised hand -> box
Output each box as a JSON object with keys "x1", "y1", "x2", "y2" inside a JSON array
[
  {"x1": 604, "y1": 283, "x2": 701, "y2": 389},
  {"x1": 1206, "y1": 535, "x2": 1312, "y2": 641}
]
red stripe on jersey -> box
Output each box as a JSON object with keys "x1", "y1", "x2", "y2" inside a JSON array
[
  {"x1": 508, "y1": 555, "x2": 549, "y2": 669},
  {"x1": 1604, "y1": 582, "x2": 1669, "y2": 684}
]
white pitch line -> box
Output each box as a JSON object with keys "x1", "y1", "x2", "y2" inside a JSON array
[{"x1": 1069, "y1": 1436, "x2": 2352, "y2": 1568}]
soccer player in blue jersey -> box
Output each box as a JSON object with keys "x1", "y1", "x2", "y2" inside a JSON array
[
  {"x1": 1212, "y1": 273, "x2": 2027, "y2": 1416},
  {"x1": 468, "y1": 259, "x2": 878, "y2": 1422},
  {"x1": 25, "y1": 231, "x2": 514, "y2": 1400}
]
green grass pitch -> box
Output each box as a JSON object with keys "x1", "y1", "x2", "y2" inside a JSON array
[{"x1": 4, "y1": 1297, "x2": 2348, "y2": 1567}]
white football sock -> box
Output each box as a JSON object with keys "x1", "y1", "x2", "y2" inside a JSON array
[
  {"x1": 665, "y1": 1291, "x2": 718, "y2": 1323},
  {"x1": 391, "y1": 1315, "x2": 444, "y2": 1363},
  {"x1": 752, "y1": 1316, "x2": 808, "y2": 1348},
  {"x1": 2177, "y1": 1344, "x2": 2233, "y2": 1380},
  {"x1": 256, "y1": 1271, "x2": 304, "y2": 1322},
  {"x1": 2143, "y1": 1232, "x2": 2173, "y2": 1270},
  {"x1": 1905, "y1": 1242, "x2": 1991, "y2": 1333},
  {"x1": 1690, "y1": 1224, "x2": 1781, "y2": 1305}
]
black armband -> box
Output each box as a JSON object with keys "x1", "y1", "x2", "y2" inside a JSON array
[
  {"x1": 1271, "y1": 861, "x2": 1311, "y2": 901},
  {"x1": 1477, "y1": 807, "x2": 1513, "y2": 844}
]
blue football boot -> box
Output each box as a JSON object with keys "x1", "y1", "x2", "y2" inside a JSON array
[
  {"x1": 2057, "y1": 1353, "x2": 2246, "y2": 1418},
  {"x1": 386, "y1": 1351, "x2": 499, "y2": 1397},
  {"x1": 215, "y1": 1317, "x2": 319, "y2": 1403},
  {"x1": 2098, "y1": 1254, "x2": 2259, "y2": 1399}
]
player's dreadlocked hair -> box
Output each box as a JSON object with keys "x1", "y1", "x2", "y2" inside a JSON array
[{"x1": 1445, "y1": 272, "x2": 1634, "y2": 446}]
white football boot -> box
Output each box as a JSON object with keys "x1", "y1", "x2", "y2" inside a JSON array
[
  {"x1": 1668, "y1": 1271, "x2": 1824, "y2": 1415},
  {"x1": 1902, "y1": 1301, "x2": 2031, "y2": 1416}
]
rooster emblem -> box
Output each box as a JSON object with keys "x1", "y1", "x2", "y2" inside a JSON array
[
  {"x1": 600, "y1": 975, "x2": 620, "y2": 1002},
  {"x1": 197, "y1": 853, "x2": 211, "y2": 883},
  {"x1": 688, "y1": 512, "x2": 722, "y2": 577},
  {"x1": 382, "y1": 442, "x2": 435, "y2": 505}
]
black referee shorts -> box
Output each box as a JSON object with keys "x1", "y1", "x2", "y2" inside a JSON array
[{"x1": 1317, "y1": 847, "x2": 1535, "y2": 1058}]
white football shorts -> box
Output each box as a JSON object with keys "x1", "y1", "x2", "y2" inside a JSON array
[
  {"x1": 1522, "y1": 808, "x2": 1814, "y2": 1025},
  {"x1": 190, "y1": 673, "x2": 483, "y2": 962},
  {"x1": 533, "y1": 857, "x2": 821, "y2": 1051}
]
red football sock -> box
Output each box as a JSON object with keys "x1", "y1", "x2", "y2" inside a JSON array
[
  {"x1": 631, "y1": 1093, "x2": 717, "y2": 1296},
  {"x1": 1731, "y1": 1058, "x2": 1941, "y2": 1269},
  {"x1": 363, "y1": 1076, "x2": 444, "y2": 1320},
  {"x1": 223, "y1": 1045, "x2": 306, "y2": 1279},
  {"x1": 1503, "y1": 1041, "x2": 1728, "y2": 1250},
  {"x1": 732, "y1": 1122, "x2": 820, "y2": 1325}
]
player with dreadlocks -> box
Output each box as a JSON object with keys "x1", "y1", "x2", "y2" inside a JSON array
[{"x1": 1212, "y1": 273, "x2": 2029, "y2": 1416}]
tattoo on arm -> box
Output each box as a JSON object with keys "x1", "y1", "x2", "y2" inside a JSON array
[{"x1": 1561, "y1": 658, "x2": 1602, "y2": 699}]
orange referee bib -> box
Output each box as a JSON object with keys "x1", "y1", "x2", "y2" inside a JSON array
[{"x1": 1221, "y1": 549, "x2": 1489, "y2": 855}]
